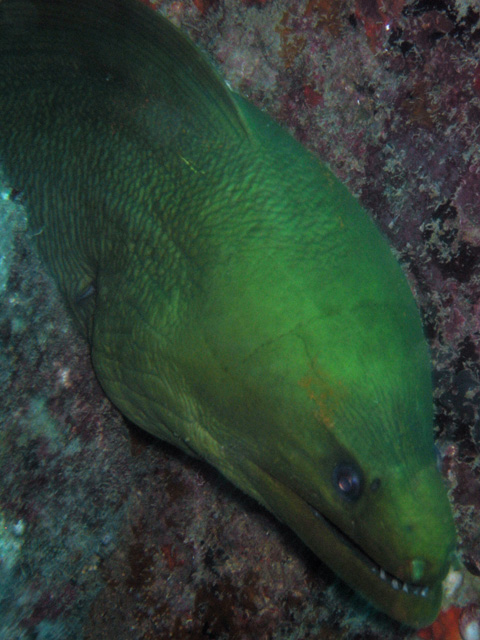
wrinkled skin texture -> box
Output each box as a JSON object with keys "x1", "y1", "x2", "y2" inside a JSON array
[{"x1": 0, "y1": 0, "x2": 456, "y2": 627}]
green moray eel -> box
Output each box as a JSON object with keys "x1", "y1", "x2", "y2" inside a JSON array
[{"x1": 0, "y1": 0, "x2": 456, "y2": 627}]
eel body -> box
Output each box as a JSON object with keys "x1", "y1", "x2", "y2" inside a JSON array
[{"x1": 0, "y1": 0, "x2": 456, "y2": 627}]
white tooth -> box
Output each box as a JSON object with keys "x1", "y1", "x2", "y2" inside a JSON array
[
  {"x1": 420, "y1": 587, "x2": 429, "y2": 597},
  {"x1": 403, "y1": 583, "x2": 409, "y2": 593},
  {"x1": 380, "y1": 569, "x2": 387, "y2": 581},
  {"x1": 412, "y1": 587, "x2": 421, "y2": 596},
  {"x1": 391, "y1": 579, "x2": 400, "y2": 590},
  {"x1": 371, "y1": 566, "x2": 378, "y2": 574}
]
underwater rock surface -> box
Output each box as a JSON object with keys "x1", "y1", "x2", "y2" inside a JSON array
[{"x1": 0, "y1": 0, "x2": 479, "y2": 638}]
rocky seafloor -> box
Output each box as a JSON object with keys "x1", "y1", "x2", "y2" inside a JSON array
[{"x1": 1, "y1": 0, "x2": 479, "y2": 638}]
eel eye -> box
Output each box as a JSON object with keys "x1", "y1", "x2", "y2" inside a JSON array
[{"x1": 332, "y1": 463, "x2": 363, "y2": 501}]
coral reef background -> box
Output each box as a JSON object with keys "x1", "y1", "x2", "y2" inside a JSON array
[{"x1": 0, "y1": 0, "x2": 479, "y2": 638}]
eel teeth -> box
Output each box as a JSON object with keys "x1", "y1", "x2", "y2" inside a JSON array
[{"x1": 370, "y1": 565, "x2": 430, "y2": 597}]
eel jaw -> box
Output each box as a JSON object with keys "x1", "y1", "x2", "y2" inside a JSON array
[
  {"x1": 234, "y1": 458, "x2": 445, "y2": 628},
  {"x1": 307, "y1": 503, "x2": 431, "y2": 598}
]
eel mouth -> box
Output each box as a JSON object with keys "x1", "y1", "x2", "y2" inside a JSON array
[
  {"x1": 307, "y1": 501, "x2": 431, "y2": 598},
  {"x1": 237, "y1": 457, "x2": 444, "y2": 626}
]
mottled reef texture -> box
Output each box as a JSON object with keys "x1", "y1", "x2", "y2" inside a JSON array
[{"x1": 1, "y1": 0, "x2": 480, "y2": 638}]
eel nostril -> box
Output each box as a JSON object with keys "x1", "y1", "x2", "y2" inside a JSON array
[{"x1": 411, "y1": 558, "x2": 426, "y2": 582}]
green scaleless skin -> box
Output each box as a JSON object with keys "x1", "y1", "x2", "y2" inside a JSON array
[{"x1": 0, "y1": 0, "x2": 456, "y2": 627}]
